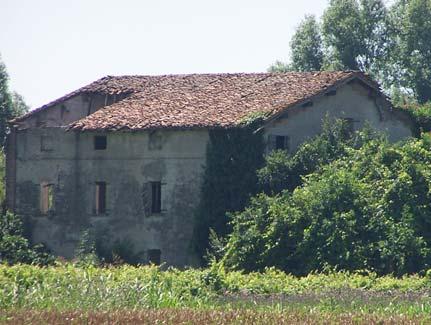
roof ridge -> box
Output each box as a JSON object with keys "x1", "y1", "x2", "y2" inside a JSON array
[{"x1": 12, "y1": 70, "x2": 367, "y2": 125}]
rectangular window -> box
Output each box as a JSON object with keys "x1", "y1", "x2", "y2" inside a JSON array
[
  {"x1": 95, "y1": 182, "x2": 107, "y2": 215},
  {"x1": 151, "y1": 181, "x2": 161, "y2": 214},
  {"x1": 94, "y1": 136, "x2": 107, "y2": 150},
  {"x1": 148, "y1": 249, "x2": 161, "y2": 265},
  {"x1": 40, "y1": 183, "x2": 53, "y2": 214},
  {"x1": 275, "y1": 135, "x2": 289, "y2": 151}
]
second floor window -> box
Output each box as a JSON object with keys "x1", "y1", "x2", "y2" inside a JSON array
[{"x1": 94, "y1": 136, "x2": 107, "y2": 150}]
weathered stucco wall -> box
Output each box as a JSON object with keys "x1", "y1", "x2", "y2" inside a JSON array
[
  {"x1": 264, "y1": 80, "x2": 413, "y2": 151},
  {"x1": 13, "y1": 127, "x2": 208, "y2": 266}
]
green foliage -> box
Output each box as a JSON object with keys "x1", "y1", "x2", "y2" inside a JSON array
[
  {"x1": 0, "y1": 55, "x2": 28, "y2": 146},
  {"x1": 81, "y1": 225, "x2": 142, "y2": 265},
  {"x1": 267, "y1": 60, "x2": 291, "y2": 73},
  {"x1": 271, "y1": 0, "x2": 431, "y2": 103},
  {"x1": 289, "y1": 15, "x2": 324, "y2": 72},
  {"x1": 0, "y1": 58, "x2": 14, "y2": 146},
  {"x1": 0, "y1": 264, "x2": 430, "y2": 314},
  {"x1": 11, "y1": 92, "x2": 29, "y2": 117},
  {"x1": 320, "y1": 0, "x2": 390, "y2": 73},
  {"x1": 74, "y1": 230, "x2": 100, "y2": 267},
  {"x1": 0, "y1": 152, "x2": 5, "y2": 205},
  {"x1": 389, "y1": 0, "x2": 431, "y2": 103},
  {"x1": 322, "y1": 0, "x2": 363, "y2": 70},
  {"x1": 258, "y1": 119, "x2": 374, "y2": 194},
  {"x1": 193, "y1": 121, "x2": 265, "y2": 262},
  {"x1": 0, "y1": 212, "x2": 54, "y2": 265},
  {"x1": 399, "y1": 102, "x2": 431, "y2": 133},
  {"x1": 221, "y1": 130, "x2": 431, "y2": 276}
]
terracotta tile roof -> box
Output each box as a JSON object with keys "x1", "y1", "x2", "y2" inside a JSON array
[{"x1": 20, "y1": 71, "x2": 381, "y2": 130}]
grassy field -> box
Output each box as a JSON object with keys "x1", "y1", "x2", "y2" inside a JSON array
[{"x1": 0, "y1": 264, "x2": 430, "y2": 324}]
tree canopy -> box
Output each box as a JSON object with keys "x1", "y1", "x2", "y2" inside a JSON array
[
  {"x1": 269, "y1": 0, "x2": 431, "y2": 103},
  {"x1": 0, "y1": 55, "x2": 29, "y2": 145}
]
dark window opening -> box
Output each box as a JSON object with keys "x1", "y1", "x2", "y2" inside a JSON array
[
  {"x1": 95, "y1": 182, "x2": 107, "y2": 215},
  {"x1": 94, "y1": 136, "x2": 107, "y2": 150},
  {"x1": 275, "y1": 135, "x2": 289, "y2": 151},
  {"x1": 148, "y1": 249, "x2": 161, "y2": 265},
  {"x1": 151, "y1": 182, "x2": 161, "y2": 214}
]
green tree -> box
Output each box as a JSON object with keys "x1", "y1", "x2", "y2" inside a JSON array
[
  {"x1": 390, "y1": 0, "x2": 431, "y2": 103},
  {"x1": 0, "y1": 57, "x2": 14, "y2": 146},
  {"x1": 0, "y1": 212, "x2": 54, "y2": 265},
  {"x1": 11, "y1": 92, "x2": 29, "y2": 117},
  {"x1": 0, "y1": 55, "x2": 29, "y2": 145},
  {"x1": 322, "y1": 0, "x2": 363, "y2": 70},
  {"x1": 290, "y1": 15, "x2": 324, "y2": 71},
  {"x1": 322, "y1": 0, "x2": 390, "y2": 73},
  {"x1": 270, "y1": 0, "x2": 431, "y2": 103},
  {"x1": 268, "y1": 15, "x2": 323, "y2": 72},
  {"x1": 268, "y1": 60, "x2": 290, "y2": 73}
]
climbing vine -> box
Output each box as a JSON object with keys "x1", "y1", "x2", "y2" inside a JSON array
[{"x1": 192, "y1": 113, "x2": 267, "y2": 263}]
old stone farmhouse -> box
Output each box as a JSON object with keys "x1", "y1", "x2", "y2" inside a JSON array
[{"x1": 5, "y1": 71, "x2": 413, "y2": 266}]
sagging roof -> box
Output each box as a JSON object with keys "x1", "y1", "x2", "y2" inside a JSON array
[{"x1": 17, "y1": 71, "x2": 382, "y2": 131}]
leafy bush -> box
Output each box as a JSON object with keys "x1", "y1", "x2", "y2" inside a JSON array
[
  {"x1": 258, "y1": 119, "x2": 376, "y2": 194},
  {"x1": 401, "y1": 101, "x2": 431, "y2": 132},
  {"x1": 220, "y1": 131, "x2": 431, "y2": 276},
  {"x1": 0, "y1": 211, "x2": 54, "y2": 265},
  {"x1": 74, "y1": 230, "x2": 100, "y2": 266}
]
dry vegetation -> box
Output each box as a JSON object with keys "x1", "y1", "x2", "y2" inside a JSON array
[{"x1": 1, "y1": 309, "x2": 430, "y2": 325}]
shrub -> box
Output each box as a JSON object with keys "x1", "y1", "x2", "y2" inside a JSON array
[
  {"x1": 258, "y1": 119, "x2": 376, "y2": 194},
  {"x1": 220, "y1": 132, "x2": 431, "y2": 276},
  {"x1": 398, "y1": 101, "x2": 431, "y2": 133},
  {"x1": 0, "y1": 211, "x2": 54, "y2": 265},
  {"x1": 74, "y1": 229, "x2": 99, "y2": 266}
]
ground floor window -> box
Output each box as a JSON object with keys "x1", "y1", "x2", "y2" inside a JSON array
[{"x1": 151, "y1": 181, "x2": 162, "y2": 214}]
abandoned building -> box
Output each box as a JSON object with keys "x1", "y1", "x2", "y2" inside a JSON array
[{"x1": 5, "y1": 71, "x2": 414, "y2": 266}]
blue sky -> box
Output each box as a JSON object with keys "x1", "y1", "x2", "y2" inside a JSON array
[{"x1": 1, "y1": 0, "x2": 329, "y2": 108}]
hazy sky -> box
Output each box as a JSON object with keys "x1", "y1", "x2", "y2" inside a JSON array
[{"x1": 1, "y1": 0, "x2": 329, "y2": 109}]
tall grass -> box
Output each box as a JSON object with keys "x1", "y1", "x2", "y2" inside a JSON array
[{"x1": 0, "y1": 264, "x2": 430, "y2": 316}]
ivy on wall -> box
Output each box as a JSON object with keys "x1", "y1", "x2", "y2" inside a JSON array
[{"x1": 192, "y1": 114, "x2": 267, "y2": 262}]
